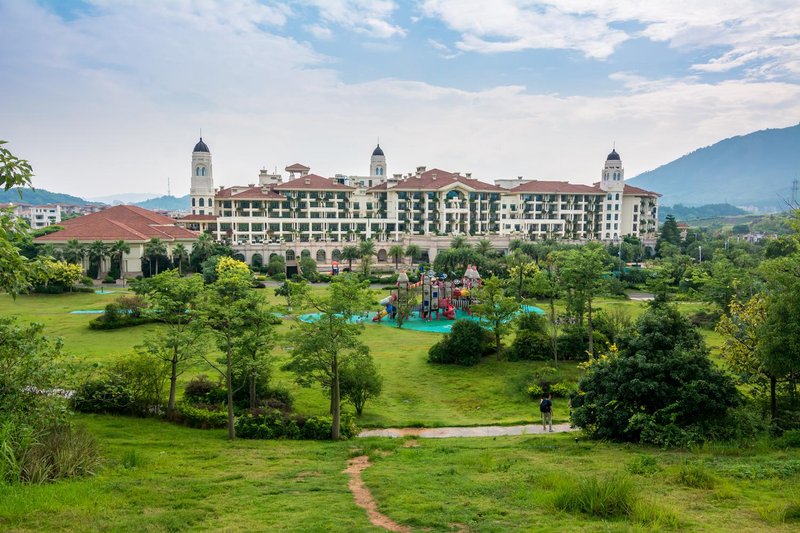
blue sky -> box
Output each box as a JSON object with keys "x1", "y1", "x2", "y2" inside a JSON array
[{"x1": 2, "y1": 0, "x2": 799, "y2": 197}]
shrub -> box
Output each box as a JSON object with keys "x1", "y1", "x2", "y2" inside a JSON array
[
  {"x1": 71, "y1": 378, "x2": 131, "y2": 414},
  {"x1": 235, "y1": 409, "x2": 358, "y2": 440},
  {"x1": 271, "y1": 273, "x2": 287, "y2": 281},
  {"x1": 183, "y1": 375, "x2": 227, "y2": 405},
  {"x1": 553, "y1": 473, "x2": 635, "y2": 518},
  {"x1": 627, "y1": 455, "x2": 661, "y2": 476},
  {"x1": 103, "y1": 275, "x2": 116, "y2": 284},
  {"x1": 339, "y1": 352, "x2": 383, "y2": 416},
  {"x1": 88, "y1": 296, "x2": 155, "y2": 329},
  {"x1": 776, "y1": 430, "x2": 800, "y2": 449},
  {"x1": 428, "y1": 320, "x2": 492, "y2": 366},
  {"x1": 175, "y1": 402, "x2": 227, "y2": 429},
  {"x1": 688, "y1": 309, "x2": 721, "y2": 329},
  {"x1": 676, "y1": 463, "x2": 717, "y2": 489},
  {"x1": 557, "y1": 325, "x2": 609, "y2": 361},
  {"x1": 508, "y1": 313, "x2": 552, "y2": 361}
]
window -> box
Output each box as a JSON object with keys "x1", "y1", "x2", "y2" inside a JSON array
[
  {"x1": 606, "y1": 223, "x2": 611, "y2": 230},
  {"x1": 196, "y1": 166, "x2": 206, "y2": 177},
  {"x1": 607, "y1": 193, "x2": 612, "y2": 200},
  {"x1": 615, "y1": 193, "x2": 620, "y2": 200},
  {"x1": 614, "y1": 214, "x2": 618, "y2": 221},
  {"x1": 192, "y1": 198, "x2": 196, "y2": 206},
  {"x1": 634, "y1": 205, "x2": 639, "y2": 212},
  {"x1": 199, "y1": 198, "x2": 204, "y2": 207},
  {"x1": 615, "y1": 204, "x2": 619, "y2": 211},
  {"x1": 606, "y1": 214, "x2": 611, "y2": 220}
]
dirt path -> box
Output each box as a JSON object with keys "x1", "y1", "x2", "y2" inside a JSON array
[
  {"x1": 344, "y1": 456, "x2": 411, "y2": 533},
  {"x1": 359, "y1": 423, "x2": 574, "y2": 438}
]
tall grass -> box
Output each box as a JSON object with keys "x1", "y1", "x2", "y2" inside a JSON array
[
  {"x1": 675, "y1": 462, "x2": 717, "y2": 489},
  {"x1": 553, "y1": 473, "x2": 635, "y2": 518}
]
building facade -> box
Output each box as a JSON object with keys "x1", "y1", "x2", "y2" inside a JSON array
[{"x1": 180, "y1": 139, "x2": 659, "y2": 264}]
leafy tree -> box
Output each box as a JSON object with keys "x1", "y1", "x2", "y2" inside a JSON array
[
  {"x1": 87, "y1": 240, "x2": 109, "y2": 279},
  {"x1": 27, "y1": 259, "x2": 83, "y2": 292},
  {"x1": 137, "y1": 270, "x2": 206, "y2": 418},
  {"x1": 764, "y1": 236, "x2": 797, "y2": 259},
  {"x1": 143, "y1": 238, "x2": 168, "y2": 276},
  {"x1": 110, "y1": 240, "x2": 130, "y2": 280},
  {"x1": 267, "y1": 254, "x2": 286, "y2": 276},
  {"x1": 658, "y1": 214, "x2": 681, "y2": 251},
  {"x1": 572, "y1": 303, "x2": 741, "y2": 446},
  {"x1": 358, "y1": 239, "x2": 376, "y2": 276},
  {"x1": 0, "y1": 141, "x2": 35, "y2": 294},
  {"x1": 200, "y1": 257, "x2": 261, "y2": 439},
  {"x1": 0, "y1": 140, "x2": 34, "y2": 191},
  {"x1": 553, "y1": 243, "x2": 610, "y2": 357},
  {"x1": 190, "y1": 232, "x2": 216, "y2": 270},
  {"x1": 471, "y1": 277, "x2": 519, "y2": 355},
  {"x1": 428, "y1": 319, "x2": 491, "y2": 366},
  {"x1": 274, "y1": 278, "x2": 310, "y2": 312},
  {"x1": 405, "y1": 244, "x2": 421, "y2": 269},
  {"x1": 388, "y1": 244, "x2": 405, "y2": 270},
  {"x1": 505, "y1": 250, "x2": 537, "y2": 301},
  {"x1": 508, "y1": 312, "x2": 551, "y2": 361},
  {"x1": 341, "y1": 245, "x2": 360, "y2": 272},
  {"x1": 231, "y1": 297, "x2": 277, "y2": 409},
  {"x1": 172, "y1": 243, "x2": 189, "y2": 275},
  {"x1": 393, "y1": 290, "x2": 418, "y2": 329},
  {"x1": 283, "y1": 275, "x2": 372, "y2": 439},
  {"x1": 299, "y1": 256, "x2": 318, "y2": 281},
  {"x1": 339, "y1": 352, "x2": 383, "y2": 416}
]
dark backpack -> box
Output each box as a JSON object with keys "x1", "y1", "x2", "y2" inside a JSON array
[{"x1": 539, "y1": 399, "x2": 552, "y2": 413}]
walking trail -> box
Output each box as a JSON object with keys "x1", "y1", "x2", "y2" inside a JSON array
[{"x1": 358, "y1": 422, "x2": 574, "y2": 438}]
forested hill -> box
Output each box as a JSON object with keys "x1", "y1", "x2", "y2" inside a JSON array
[
  {"x1": 0, "y1": 187, "x2": 91, "y2": 206},
  {"x1": 134, "y1": 195, "x2": 190, "y2": 210},
  {"x1": 628, "y1": 123, "x2": 800, "y2": 210},
  {"x1": 659, "y1": 203, "x2": 747, "y2": 222}
]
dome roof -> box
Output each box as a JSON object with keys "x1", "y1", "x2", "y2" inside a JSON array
[
  {"x1": 372, "y1": 144, "x2": 384, "y2": 157},
  {"x1": 606, "y1": 148, "x2": 620, "y2": 161},
  {"x1": 193, "y1": 137, "x2": 210, "y2": 153}
]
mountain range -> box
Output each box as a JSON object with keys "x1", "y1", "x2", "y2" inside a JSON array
[
  {"x1": 628, "y1": 123, "x2": 800, "y2": 210},
  {"x1": 0, "y1": 188, "x2": 190, "y2": 211}
]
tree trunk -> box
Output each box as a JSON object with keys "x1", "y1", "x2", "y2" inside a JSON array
[
  {"x1": 226, "y1": 345, "x2": 235, "y2": 440},
  {"x1": 770, "y1": 375, "x2": 777, "y2": 420},
  {"x1": 249, "y1": 352, "x2": 257, "y2": 410},
  {"x1": 331, "y1": 355, "x2": 341, "y2": 440},
  {"x1": 587, "y1": 295, "x2": 594, "y2": 358},
  {"x1": 550, "y1": 295, "x2": 558, "y2": 365},
  {"x1": 518, "y1": 271, "x2": 523, "y2": 302},
  {"x1": 168, "y1": 347, "x2": 178, "y2": 419}
]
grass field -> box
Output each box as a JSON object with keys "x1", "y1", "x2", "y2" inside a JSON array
[{"x1": 1, "y1": 415, "x2": 799, "y2": 532}]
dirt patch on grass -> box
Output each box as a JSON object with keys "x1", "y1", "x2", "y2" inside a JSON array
[
  {"x1": 402, "y1": 439, "x2": 419, "y2": 448},
  {"x1": 344, "y1": 456, "x2": 410, "y2": 533}
]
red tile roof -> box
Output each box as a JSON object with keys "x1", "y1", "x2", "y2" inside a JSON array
[
  {"x1": 285, "y1": 163, "x2": 310, "y2": 171},
  {"x1": 35, "y1": 205, "x2": 198, "y2": 243},
  {"x1": 623, "y1": 184, "x2": 661, "y2": 197},
  {"x1": 377, "y1": 168, "x2": 506, "y2": 192},
  {"x1": 272, "y1": 174, "x2": 354, "y2": 191},
  {"x1": 509, "y1": 181, "x2": 603, "y2": 194}
]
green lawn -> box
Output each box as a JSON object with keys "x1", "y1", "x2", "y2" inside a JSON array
[{"x1": 2, "y1": 415, "x2": 798, "y2": 532}]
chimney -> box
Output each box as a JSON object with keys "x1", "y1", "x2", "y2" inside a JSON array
[
  {"x1": 518, "y1": 176, "x2": 523, "y2": 180},
  {"x1": 416, "y1": 166, "x2": 426, "y2": 177},
  {"x1": 304, "y1": 178, "x2": 310, "y2": 185},
  {"x1": 431, "y1": 173, "x2": 437, "y2": 181},
  {"x1": 465, "y1": 173, "x2": 472, "y2": 179}
]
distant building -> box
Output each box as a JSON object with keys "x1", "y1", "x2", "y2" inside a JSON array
[
  {"x1": 0, "y1": 202, "x2": 62, "y2": 229},
  {"x1": 179, "y1": 138, "x2": 660, "y2": 266},
  {"x1": 35, "y1": 205, "x2": 197, "y2": 277}
]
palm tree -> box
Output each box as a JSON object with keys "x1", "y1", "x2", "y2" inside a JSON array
[
  {"x1": 341, "y1": 245, "x2": 360, "y2": 272},
  {"x1": 144, "y1": 237, "x2": 167, "y2": 276},
  {"x1": 87, "y1": 241, "x2": 110, "y2": 279},
  {"x1": 358, "y1": 239, "x2": 377, "y2": 276},
  {"x1": 405, "y1": 244, "x2": 421, "y2": 269},
  {"x1": 191, "y1": 232, "x2": 216, "y2": 264},
  {"x1": 476, "y1": 238, "x2": 494, "y2": 257},
  {"x1": 388, "y1": 244, "x2": 405, "y2": 270},
  {"x1": 172, "y1": 243, "x2": 188, "y2": 275},
  {"x1": 38, "y1": 243, "x2": 60, "y2": 260},
  {"x1": 450, "y1": 235, "x2": 470, "y2": 249},
  {"x1": 63, "y1": 239, "x2": 86, "y2": 267},
  {"x1": 110, "y1": 240, "x2": 130, "y2": 280}
]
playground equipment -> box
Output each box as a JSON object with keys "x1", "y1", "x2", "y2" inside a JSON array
[{"x1": 372, "y1": 265, "x2": 482, "y2": 322}]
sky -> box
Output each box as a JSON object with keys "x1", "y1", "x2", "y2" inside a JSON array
[{"x1": 2, "y1": 0, "x2": 800, "y2": 198}]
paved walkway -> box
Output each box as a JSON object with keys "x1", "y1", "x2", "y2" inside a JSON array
[{"x1": 358, "y1": 423, "x2": 574, "y2": 438}]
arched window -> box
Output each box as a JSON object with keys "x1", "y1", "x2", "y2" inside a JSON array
[
  {"x1": 615, "y1": 193, "x2": 620, "y2": 200},
  {"x1": 192, "y1": 198, "x2": 196, "y2": 206},
  {"x1": 286, "y1": 250, "x2": 296, "y2": 261},
  {"x1": 199, "y1": 198, "x2": 204, "y2": 207},
  {"x1": 196, "y1": 166, "x2": 206, "y2": 177}
]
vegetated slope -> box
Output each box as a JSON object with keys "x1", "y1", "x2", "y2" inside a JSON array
[
  {"x1": 659, "y1": 203, "x2": 747, "y2": 222},
  {"x1": 0, "y1": 187, "x2": 91, "y2": 206},
  {"x1": 629, "y1": 123, "x2": 800, "y2": 209},
  {"x1": 134, "y1": 194, "x2": 190, "y2": 210}
]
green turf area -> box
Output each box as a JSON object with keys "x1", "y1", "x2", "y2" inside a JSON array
[{"x1": 2, "y1": 415, "x2": 798, "y2": 532}]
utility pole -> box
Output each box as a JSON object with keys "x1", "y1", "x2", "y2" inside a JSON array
[{"x1": 699, "y1": 245, "x2": 702, "y2": 263}]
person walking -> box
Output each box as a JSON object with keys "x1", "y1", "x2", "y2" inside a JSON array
[{"x1": 539, "y1": 393, "x2": 553, "y2": 432}]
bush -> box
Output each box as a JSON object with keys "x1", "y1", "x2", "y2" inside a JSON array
[
  {"x1": 776, "y1": 430, "x2": 800, "y2": 449},
  {"x1": 235, "y1": 409, "x2": 358, "y2": 440},
  {"x1": 175, "y1": 402, "x2": 227, "y2": 429},
  {"x1": 627, "y1": 455, "x2": 661, "y2": 476},
  {"x1": 508, "y1": 313, "x2": 552, "y2": 361},
  {"x1": 428, "y1": 320, "x2": 492, "y2": 366},
  {"x1": 71, "y1": 378, "x2": 132, "y2": 414},
  {"x1": 103, "y1": 275, "x2": 115, "y2": 284},
  {"x1": 88, "y1": 296, "x2": 155, "y2": 329},
  {"x1": 553, "y1": 473, "x2": 635, "y2": 518},
  {"x1": 676, "y1": 463, "x2": 717, "y2": 489},
  {"x1": 271, "y1": 273, "x2": 287, "y2": 282},
  {"x1": 183, "y1": 375, "x2": 227, "y2": 405},
  {"x1": 557, "y1": 325, "x2": 609, "y2": 360},
  {"x1": 571, "y1": 302, "x2": 741, "y2": 446}
]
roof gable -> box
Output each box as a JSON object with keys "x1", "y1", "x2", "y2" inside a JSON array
[{"x1": 272, "y1": 174, "x2": 354, "y2": 191}]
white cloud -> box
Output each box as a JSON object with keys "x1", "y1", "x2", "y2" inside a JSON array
[
  {"x1": 1, "y1": 0, "x2": 799, "y2": 199},
  {"x1": 306, "y1": 23, "x2": 335, "y2": 40},
  {"x1": 301, "y1": 0, "x2": 406, "y2": 39},
  {"x1": 421, "y1": 1, "x2": 800, "y2": 78}
]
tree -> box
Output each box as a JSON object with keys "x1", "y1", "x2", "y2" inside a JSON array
[
  {"x1": 505, "y1": 250, "x2": 537, "y2": 301},
  {"x1": 339, "y1": 351, "x2": 383, "y2": 416},
  {"x1": 475, "y1": 238, "x2": 494, "y2": 258},
  {"x1": 450, "y1": 235, "x2": 470, "y2": 249},
  {"x1": 231, "y1": 297, "x2": 277, "y2": 410},
  {"x1": 143, "y1": 238, "x2": 168, "y2": 276},
  {"x1": 26, "y1": 259, "x2": 83, "y2": 292},
  {"x1": 63, "y1": 239, "x2": 86, "y2": 266},
  {"x1": 553, "y1": 243, "x2": 610, "y2": 357},
  {"x1": 190, "y1": 232, "x2": 216, "y2": 270},
  {"x1": 274, "y1": 278, "x2": 310, "y2": 312},
  {"x1": 283, "y1": 275, "x2": 372, "y2": 439},
  {"x1": 388, "y1": 244, "x2": 405, "y2": 270},
  {"x1": 110, "y1": 240, "x2": 130, "y2": 280},
  {"x1": 137, "y1": 270, "x2": 206, "y2": 418},
  {"x1": 572, "y1": 303, "x2": 741, "y2": 447},
  {"x1": 471, "y1": 277, "x2": 520, "y2": 355},
  {"x1": 358, "y1": 240, "x2": 376, "y2": 276},
  {"x1": 405, "y1": 244, "x2": 421, "y2": 269},
  {"x1": 172, "y1": 243, "x2": 189, "y2": 275},
  {"x1": 0, "y1": 140, "x2": 34, "y2": 191},
  {"x1": 658, "y1": 214, "x2": 681, "y2": 251},
  {"x1": 299, "y1": 256, "x2": 318, "y2": 281},
  {"x1": 428, "y1": 319, "x2": 491, "y2": 366},
  {"x1": 87, "y1": 240, "x2": 109, "y2": 279},
  {"x1": 341, "y1": 245, "x2": 360, "y2": 272},
  {"x1": 200, "y1": 257, "x2": 261, "y2": 439}
]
